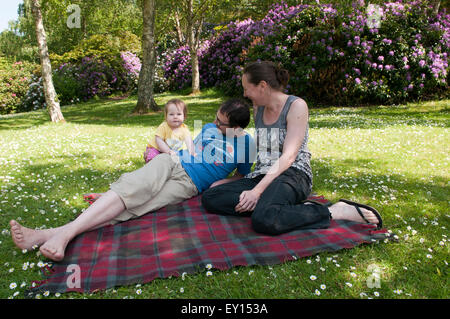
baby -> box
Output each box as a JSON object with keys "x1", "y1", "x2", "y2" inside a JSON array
[{"x1": 144, "y1": 99, "x2": 195, "y2": 163}]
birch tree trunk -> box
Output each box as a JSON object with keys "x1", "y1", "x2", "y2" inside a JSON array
[
  {"x1": 430, "y1": 0, "x2": 441, "y2": 17},
  {"x1": 174, "y1": 10, "x2": 185, "y2": 47},
  {"x1": 30, "y1": 0, "x2": 65, "y2": 123},
  {"x1": 134, "y1": 0, "x2": 158, "y2": 114},
  {"x1": 186, "y1": 0, "x2": 201, "y2": 95}
]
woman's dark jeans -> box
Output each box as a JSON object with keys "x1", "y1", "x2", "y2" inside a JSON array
[{"x1": 201, "y1": 167, "x2": 331, "y2": 235}]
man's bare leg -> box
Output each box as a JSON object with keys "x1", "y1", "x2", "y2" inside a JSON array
[
  {"x1": 10, "y1": 221, "x2": 63, "y2": 251},
  {"x1": 38, "y1": 190, "x2": 126, "y2": 261},
  {"x1": 10, "y1": 192, "x2": 114, "y2": 252},
  {"x1": 10, "y1": 190, "x2": 126, "y2": 262}
]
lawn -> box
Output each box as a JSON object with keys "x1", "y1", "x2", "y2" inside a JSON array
[{"x1": 0, "y1": 89, "x2": 448, "y2": 299}]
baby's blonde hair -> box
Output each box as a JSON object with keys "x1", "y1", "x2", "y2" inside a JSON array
[{"x1": 164, "y1": 99, "x2": 187, "y2": 120}]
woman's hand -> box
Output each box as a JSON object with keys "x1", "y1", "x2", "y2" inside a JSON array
[{"x1": 235, "y1": 189, "x2": 261, "y2": 213}]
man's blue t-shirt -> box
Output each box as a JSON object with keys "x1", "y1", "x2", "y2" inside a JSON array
[{"x1": 178, "y1": 123, "x2": 256, "y2": 193}]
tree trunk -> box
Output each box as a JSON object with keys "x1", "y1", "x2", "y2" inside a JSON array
[
  {"x1": 174, "y1": 10, "x2": 185, "y2": 47},
  {"x1": 134, "y1": 0, "x2": 159, "y2": 114},
  {"x1": 430, "y1": 0, "x2": 440, "y2": 17},
  {"x1": 190, "y1": 47, "x2": 201, "y2": 95},
  {"x1": 30, "y1": 0, "x2": 65, "y2": 123}
]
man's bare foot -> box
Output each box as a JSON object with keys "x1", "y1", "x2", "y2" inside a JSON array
[
  {"x1": 39, "y1": 232, "x2": 72, "y2": 262},
  {"x1": 329, "y1": 202, "x2": 380, "y2": 226},
  {"x1": 9, "y1": 220, "x2": 55, "y2": 251}
]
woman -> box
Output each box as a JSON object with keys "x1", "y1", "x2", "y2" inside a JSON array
[{"x1": 202, "y1": 61, "x2": 382, "y2": 235}]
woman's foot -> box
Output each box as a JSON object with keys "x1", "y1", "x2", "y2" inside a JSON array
[
  {"x1": 9, "y1": 220, "x2": 55, "y2": 251},
  {"x1": 329, "y1": 201, "x2": 381, "y2": 226},
  {"x1": 39, "y1": 231, "x2": 72, "y2": 262}
]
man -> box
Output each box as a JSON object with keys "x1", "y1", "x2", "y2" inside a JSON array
[{"x1": 10, "y1": 98, "x2": 256, "y2": 262}]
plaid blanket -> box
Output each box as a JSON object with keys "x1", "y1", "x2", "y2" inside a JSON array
[{"x1": 27, "y1": 194, "x2": 392, "y2": 296}]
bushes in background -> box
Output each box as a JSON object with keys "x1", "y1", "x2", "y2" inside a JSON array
[
  {"x1": 164, "y1": 1, "x2": 449, "y2": 105},
  {"x1": 1, "y1": 32, "x2": 145, "y2": 114},
  {"x1": 2, "y1": 1, "x2": 448, "y2": 114},
  {"x1": 0, "y1": 57, "x2": 38, "y2": 114}
]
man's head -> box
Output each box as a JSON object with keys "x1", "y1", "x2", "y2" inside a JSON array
[{"x1": 214, "y1": 98, "x2": 250, "y2": 135}]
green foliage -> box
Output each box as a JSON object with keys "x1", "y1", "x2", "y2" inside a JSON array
[
  {"x1": 50, "y1": 31, "x2": 141, "y2": 66},
  {"x1": 41, "y1": 32, "x2": 143, "y2": 106},
  {"x1": 52, "y1": 67, "x2": 84, "y2": 105},
  {"x1": 167, "y1": 1, "x2": 449, "y2": 105},
  {"x1": 0, "y1": 30, "x2": 142, "y2": 115},
  {"x1": 0, "y1": 29, "x2": 39, "y2": 63},
  {"x1": 246, "y1": 2, "x2": 449, "y2": 105}
]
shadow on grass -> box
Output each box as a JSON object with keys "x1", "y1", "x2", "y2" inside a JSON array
[
  {"x1": 1, "y1": 158, "x2": 131, "y2": 228},
  {"x1": 2, "y1": 91, "x2": 448, "y2": 132},
  {"x1": 0, "y1": 110, "x2": 49, "y2": 131},
  {"x1": 311, "y1": 157, "x2": 448, "y2": 217},
  {"x1": 309, "y1": 104, "x2": 450, "y2": 129},
  {"x1": 2, "y1": 153, "x2": 447, "y2": 226}
]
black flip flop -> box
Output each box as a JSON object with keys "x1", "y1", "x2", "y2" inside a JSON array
[{"x1": 338, "y1": 199, "x2": 383, "y2": 230}]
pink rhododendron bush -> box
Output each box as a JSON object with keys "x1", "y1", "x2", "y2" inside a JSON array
[{"x1": 164, "y1": 1, "x2": 449, "y2": 105}]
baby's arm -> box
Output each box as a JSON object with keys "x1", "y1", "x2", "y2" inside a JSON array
[
  {"x1": 184, "y1": 134, "x2": 196, "y2": 156},
  {"x1": 155, "y1": 136, "x2": 176, "y2": 155}
]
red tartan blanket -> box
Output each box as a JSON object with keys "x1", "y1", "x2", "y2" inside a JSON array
[{"x1": 27, "y1": 194, "x2": 391, "y2": 296}]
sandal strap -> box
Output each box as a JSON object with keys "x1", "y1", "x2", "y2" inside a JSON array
[{"x1": 352, "y1": 205, "x2": 371, "y2": 224}]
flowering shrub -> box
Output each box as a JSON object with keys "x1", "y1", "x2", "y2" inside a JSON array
[
  {"x1": 164, "y1": 1, "x2": 449, "y2": 105},
  {"x1": 199, "y1": 3, "x2": 306, "y2": 95},
  {"x1": 23, "y1": 51, "x2": 142, "y2": 110},
  {"x1": 20, "y1": 74, "x2": 47, "y2": 112},
  {"x1": 44, "y1": 32, "x2": 143, "y2": 106},
  {"x1": 2, "y1": 32, "x2": 143, "y2": 114},
  {"x1": 163, "y1": 41, "x2": 212, "y2": 91},
  {"x1": 163, "y1": 3, "x2": 300, "y2": 93},
  {"x1": 121, "y1": 51, "x2": 141, "y2": 93},
  {"x1": 0, "y1": 58, "x2": 37, "y2": 114},
  {"x1": 255, "y1": 0, "x2": 450, "y2": 105},
  {"x1": 153, "y1": 50, "x2": 170, "y2": 93}
]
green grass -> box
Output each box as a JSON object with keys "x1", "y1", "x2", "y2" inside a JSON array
[{"x1": 0, "y1": 90, "x2": 448, "y2": 299}]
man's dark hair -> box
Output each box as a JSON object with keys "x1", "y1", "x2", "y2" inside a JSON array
[{"x1": 219, "y1": 98, "x2": 251, "y2": 129}]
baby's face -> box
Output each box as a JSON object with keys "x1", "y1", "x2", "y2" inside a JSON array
[{"x1": 166, "y1": 103, "x2": 185, "y2": 128}]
